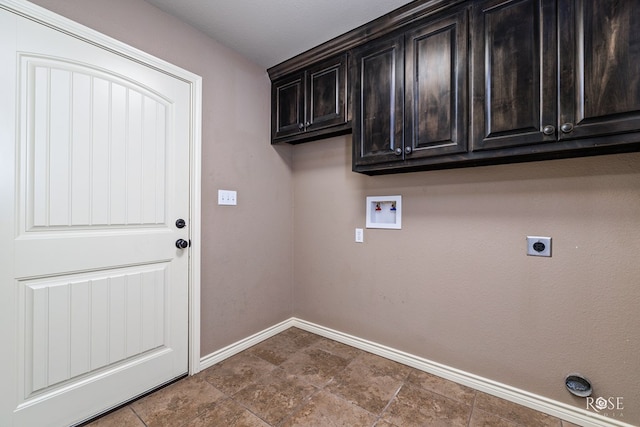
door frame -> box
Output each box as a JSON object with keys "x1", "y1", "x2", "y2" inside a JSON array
[{"x1": 1, "y1": 0, "x2": 203, "y2": 375}]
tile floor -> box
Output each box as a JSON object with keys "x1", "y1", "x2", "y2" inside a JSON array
[{"x1": 85, "y1": 327, "x2": 580, "y2": 427}]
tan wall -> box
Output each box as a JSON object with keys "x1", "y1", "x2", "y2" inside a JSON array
[
  {"x1": 293, "y1": 135, "x2": 640, "y2": 424},
  {"x1": 28, "y1": 0, "x2": 295, "y2": 356}
]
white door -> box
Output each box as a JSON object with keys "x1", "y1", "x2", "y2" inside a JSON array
[{"x1": 1, "y1": 5, "x2": 192, "y2": 426}]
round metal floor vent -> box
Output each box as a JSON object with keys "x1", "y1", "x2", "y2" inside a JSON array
[{"x1": 565, "y1": 374, "x2": 592, "y2": 397}]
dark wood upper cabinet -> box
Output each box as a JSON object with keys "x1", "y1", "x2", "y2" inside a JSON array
[
  {"x1": 471, "y1": 0, "x2": 557, "y2": 151},
  {"x1": 352, "y1": 9, "x2": 468, "y2": 172},
  {"x1": 471, "y1": 0, "x2": 640, "y2": 149},
  {"x1": 307, "y1": 58, "x2": 348, "y2": 132},
  {"x1": 272, "y1": 73, "x2": 304, "y2": 141},
  {"x1": 558, "y1": 0, "x2": 640, "y2": 141},
  {"x1": 271, "y1": 54, "x2": 349, "y2": 144},
  {"x1": 269, "y1": 0, "x2": 640, "y2": 173},
  {"x1": 352, "y1": 34, "x2": 404, "y2": 168},
  {"x1": 405, "y1": 9, "x2": 468, "y2": 158}
]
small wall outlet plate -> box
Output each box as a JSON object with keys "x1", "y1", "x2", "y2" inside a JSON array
[{"x1": 527, "y1": 236, "x2": 551, "y2": 257}]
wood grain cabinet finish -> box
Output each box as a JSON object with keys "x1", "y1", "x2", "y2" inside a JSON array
[
  {"x1": 352, "y1": 34, "x2": 405, "y2": 168},
  {"x1": 272, "y1": 73, "x2": 304, "y2": 141},
  {"x1": 405, "y1": 9, "x2": 468, "y2": 159},
  {"x1": 270, "y1": 0, "x2": 640, "y2": 173},
  {"x1": 352, "y1": 9, "x2": 468, "y2": 173},
  {"x1": 357, "y1": 0, "x2": 640, "y2": 174},
  {"x1": 558, "y1": 0, "x2": 640, "y2": 141},
  {"x1": 471, "y1": 0, "x2": 557, "y2": 151},
  {"x1": 472, "y1": 0, "x2": 640, "y2": 150},
  {"x1": 271, "y1": 54, "x2": 349, "y2": 144}
]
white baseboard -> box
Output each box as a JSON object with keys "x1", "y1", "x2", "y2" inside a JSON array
[
  {"x1": 198, "y1": 318, "x2": 293, "y2": 371},
  {"x1": 200, "y1": 317, "x2": 633, "y2": 427}
]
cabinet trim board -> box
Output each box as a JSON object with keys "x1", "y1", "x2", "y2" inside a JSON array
[{"x1": 267, "y1": 0, "x2": 467, "y2": 80}]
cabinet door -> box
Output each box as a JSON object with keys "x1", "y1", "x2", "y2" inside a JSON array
[
  {"x1": 471, "y1": 0, "x2": 557, "y2": 151},
  {"x1": 272, "y1": 72, "x2": 305, "y2": 140},
  {"x1": 352, "y1": 34, "x2": 404, "y2": 168},
  {"x1": 306, "y1": 54, "x2": 348, "y2": 132},
  {"x1": 405, "y1": 9, "x2": 468, "y2": 159},
  {"x1": 558, "y1": 0, "x2": 640, "y2": 140}
]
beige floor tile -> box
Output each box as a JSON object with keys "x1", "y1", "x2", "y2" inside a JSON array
[
  {"x1": 469, "y1": 407, "x2": 519, "y2": 427},
  {"x1": 406, "y1": 369, "x2": 477, "y2": 405},
  {"x1": 308, "y1": 336, "x2": 366, "y2": 361},
  {"x1": 85, "y1": 406, "x2": 144, "y2": 427},
  {"x1": 83, "y1": 329, "x2": 586, "y2": 427},
  {"x1": 189, "y1": 398, "x2": 270, "y2": 427},
  {"x1": 232, "y1": 367, "x2": 317, "y2": 425},
  {"x1": 474, "y1": 392, "x2": 562, "y2": 427},
  {"x1": 381, "y1": 384, "x2": 472, "y2": 427},
  {"x1": 200, "y1": 352, "x2": 277, "y2": 395},
  {"x1": 352, "y1": 351, "x2": 413, "y2": 381},
  {"x1": 281, "y1": 389, "x2": 377, "y2": 427},
  {"x1": 130, "y1": 375, "x2": 225, "y2": 427},
  {"x1": 326, "y1": 353, "x2": 409, "y2": 414},
  {"x1": 280, "y1": 327, "x2": 323, "y2": 347},
  {"x1": 279, "y1": 346, "x2": 351, "y2": 387},
  {"x1": 247, "y1": 327, "x2": 320, "y2": 365}
]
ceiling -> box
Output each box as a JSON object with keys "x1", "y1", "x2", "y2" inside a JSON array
[{"x1": 144, "y1": 0, "x2": 415, "y2": 69}]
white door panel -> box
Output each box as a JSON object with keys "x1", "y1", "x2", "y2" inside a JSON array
[
  {"x1": 23, "y1": 57, "x2": 170, "y2": 230},
  {"x1": 20, "y1": 263, "x2": 169, "y2": 396},
  {"x1": 1, "y1": 5, "x2": 192, "y2": 426},
  {"x1": 14, "y1": 231, "x2": 176, "y2": 277}
]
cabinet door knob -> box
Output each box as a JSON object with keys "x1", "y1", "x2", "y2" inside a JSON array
[
  {"x1": 298, "y1": 123, "x2": 304, "y2": 131},
  {"x1": 394, "y1": 147, "x2": 402, "y2": 155},
  {"x1": 543, "y1": 125, "x2": 555, "y2": 135},
  {"x1": 405, "y1": 146, "x2": 413, "y2": 155},
  {"x1": 560, "y1": 122, "x2": 574, "y2": 133}
]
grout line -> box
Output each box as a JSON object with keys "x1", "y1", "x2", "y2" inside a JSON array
[
  {"x1": 376, "y1": 383, "x2": 404, "y2": 425},
  {"x1": 467, "y1": 391, "x2": 478, "y2": 427},
  {"x1": 128, "y1": 404, "x2": 147, "y2": 427}
]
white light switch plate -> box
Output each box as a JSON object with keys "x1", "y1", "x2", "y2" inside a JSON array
[
  {"x1": 355, "y1": 228, "x2": 364, "y2": 243},
  {"x1": 218, "y1": 189, "x2": 237, "y2": 205}
]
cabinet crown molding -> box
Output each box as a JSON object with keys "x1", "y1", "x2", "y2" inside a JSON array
[{"x1": 267, "y1": 0, "x2": 465, "y2": 80}]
